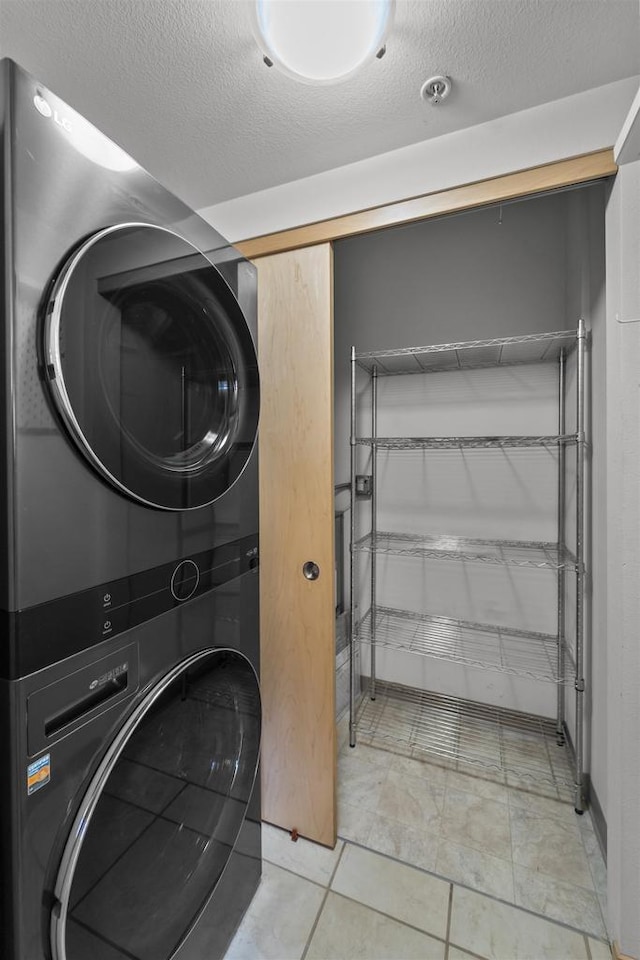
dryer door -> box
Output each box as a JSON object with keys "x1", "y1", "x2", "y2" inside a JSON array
[
  {"x1": 43, "y1": 223, "x2": 259, "y2": 510},
  {"x1": 50, "y1": 648, "x2": 261, "y2": 960}
]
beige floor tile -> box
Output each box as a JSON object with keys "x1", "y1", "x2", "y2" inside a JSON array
[
  {"x1": 513, "y1": 864, "x2": 606, "y2": 938},
  {"x1": 338, "y1": 753, "x2": 389, "y2": 812},
  {"x1": 508, "y1": 786, "x2": 580, "y2": 826},
  {"x1": 597, "y1": 892, "x2": 610, "y2": 940},
  {"x1": 376, "y1": 768, "x2": 445, "y2": 831},
  {"x1": 503, "y1": 746, "x2": 553, "y2": 777},
  {"x1": 336, "y1": 714, "x2": 350, "y2": 753},
  {"x1": 510, "y1": 805, "x2": 594, "y2": 888},
  {"x1": 436, "y1": 838, "x2": 514, "y2": 901},
  {"x1": 337, "y1": 798, "x2": 375, "y2": 845},
  {"x1": 579, "y1": 816, "x2": 608, "y2": 901},
  {"x1": 224, "y1": 861, "x2": 324, "y2": 960},
  {"x1": 262, "y1": 824, "x2": 343, "y2": 886},
  {"x1": 446, "y1": 768, "x2": 509, "y2": 804},
  {"x1": 412, "y1": 746, "x2": 458, "y2": 770},
  {"x1": 556, "y1": 780, "x2": 575, "y2": 804},
  {"x1": 340, "y1": 741, "x2": 395, "y2": 770},
  {"x1": 448, "y1": 948, "x2": 487, "y2": 960},
  {"x1": 331, "y1": 843, "x2": 450, "y2": 939},
  {"x1": 587, "y1": 937, "x2": 612, "y2": 959},
  {"x1": 389, "y1": 752, "x2": 449, "y2": 785},
  {"x1": 455, "y1": 759, "x2": 506, "y2": 786},
  {"x1": 305, "y1": 892, "x2": 446, "y2": 960},
  {"x1": 506, "y1": 770, "x2": 559, "y2": 800},
  {"x1": 449, "y1": 886, "x2": 589, "y2": 960},
  {"x1": 441, "y1": 789, "x2": 511, "y2": 860},
  {"x1": 366, "y1": 812, "x2": 439, "y2": 872},
  {"x1": 579, "y1": 820, "x2": 608, "y2": 930}
]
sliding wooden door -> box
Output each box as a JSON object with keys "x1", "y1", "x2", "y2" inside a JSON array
[{"x1": 256, "y1": 244, "x2": 336, "y2": 847}]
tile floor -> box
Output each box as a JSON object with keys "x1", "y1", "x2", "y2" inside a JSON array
[
  {"x1": 225, "y1": 717, "x2": 610, "y2": 959},
  {"x1": 337, "y1": 734, "x2": 608, "y2": 941},
  {"x1": 225, "y1": 827, "x2": 611, "y2": 960}
]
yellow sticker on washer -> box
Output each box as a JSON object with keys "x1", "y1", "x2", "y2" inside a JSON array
[{"x1": 27, "y1": 754, "x2": 50, "y2": 795}]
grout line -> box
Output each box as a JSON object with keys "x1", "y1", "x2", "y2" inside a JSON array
[
  {"x1": 585, "y1": 933, "x2": 593, "y2": 959},
  {"x1": 578, "y1": 811, "x2": 611, "y2": 936},
  {"x1": 300, "y1": 842, "x2": 347, "y2": 960},
  {"x1": 444, "y1": 883, "x2": 454, "y2": 960},
  {"x1": 447, "y1": 945, "x2": 487, "y2": 960},
  {"x1": 327, "y1": 838, "x2": 347, "y2": 888},
  {"x1": 333, "y1": 834, "x2": 607, "y2": 942},
  {"x1": 506, "y1": 786, "x2": 518, "y2": 912},
  {"x1": 261, "y1": 856, "x2": 331, "y2": 890},
  {"x1": 326, "y1": 888, "x2": 449, "y2": 947}
]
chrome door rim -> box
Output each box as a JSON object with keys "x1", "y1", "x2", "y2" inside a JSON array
[
  {"x1": 43, "y1": 222, "x2": 258, "y2": 511},
  {"x1": 50, "y1": 647, "x2": 261, "y2": 960}
]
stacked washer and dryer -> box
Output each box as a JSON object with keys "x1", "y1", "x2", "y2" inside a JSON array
[{"x1": 0, "y1": 60, "x2": 262, "y2": 960}]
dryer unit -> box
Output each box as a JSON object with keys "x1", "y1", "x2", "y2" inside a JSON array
[
  {"x1": 0, "y1": 59, "x2": 261, "y2": 959},
  {"x1": 0, "y1": 57, "x2": 259, "y2": 668}
]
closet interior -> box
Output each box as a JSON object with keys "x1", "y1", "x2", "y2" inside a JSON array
[{"x1": 334, "y1": 182, "x2": 607, "y2": 829}]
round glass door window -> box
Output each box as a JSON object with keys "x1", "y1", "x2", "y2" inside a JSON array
[
  {"x1": 51, "y1": 648, "x2": 261, "y2": 960},
  {"x1": 43, "y1": 223, "x2": 259, "y2": 510}
]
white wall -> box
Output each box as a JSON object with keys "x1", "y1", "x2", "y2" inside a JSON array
[
  {"x1": 604, "y1": 158, "x2": 640, "y2": 960},
  {"x1": 199, "y1": 78, "x2": 638, "y2": 242}
]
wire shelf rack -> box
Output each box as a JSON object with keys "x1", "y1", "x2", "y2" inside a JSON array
[
  {"x1": 355, "y1": 329, "x2": 578, "y2": 376},
  {"x1": 356, "y1": 607, "x2": 575, "y2": 683},
  {"x1": 354, "y1": 680, "x2": 575, "y2": 796},
  {"x1": 354, "y1": 531, "x2": 578, "y2": 571},
  {"x1": 356, "y1": 435, "x2": 576, "y2": 450}
]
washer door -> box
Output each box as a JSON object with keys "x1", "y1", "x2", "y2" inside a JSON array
[
  {"x1": 51, "y1": 649, "x2": 261, "y2": 960},
  {"x1": 43, "y1": 223, "x2": 259, "y2": 510}
]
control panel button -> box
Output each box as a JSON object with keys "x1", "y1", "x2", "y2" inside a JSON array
[{"x1": 171, "y1": 560, "x2": 200, "y2": 602}]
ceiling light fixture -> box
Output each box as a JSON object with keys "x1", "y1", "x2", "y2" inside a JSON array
[{"x1": 252, "y1": 0, "x2": 395, "y2": 85}]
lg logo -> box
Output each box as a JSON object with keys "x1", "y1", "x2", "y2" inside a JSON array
[{"x1": 33, "y1": 94, "x2": 72, "y2": 132}]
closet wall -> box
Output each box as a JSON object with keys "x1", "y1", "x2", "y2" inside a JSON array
[{"x1": 334, "y1": 185, "x2": 607, "y2": 815}]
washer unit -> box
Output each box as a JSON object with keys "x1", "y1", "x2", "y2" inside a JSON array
[
  {"x1": 5, "y1": 569, "x2": 261, "y2": 960},
  {"x1": 0, "y1": 59, "x2": 261, "y2": 959}
]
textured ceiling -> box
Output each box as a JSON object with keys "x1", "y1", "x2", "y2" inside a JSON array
[{"x1": 1, "y1": 0, "x2": 638, "y2": 209}]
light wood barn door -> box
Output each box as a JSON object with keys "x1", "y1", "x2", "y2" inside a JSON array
[{"x1": 255, "y1": 244, "x2": 336, "y2": 847}]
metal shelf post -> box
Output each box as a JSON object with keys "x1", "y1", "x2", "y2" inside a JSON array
[
  {"x1": 574, "y1": 319, "x2": 587, "y2": 812},
  {"x1": 349, "y1": 347, "x2": 357, "y2": 747},
  {"x1": 370, "y1": 367, "x2": 378, "y2": 700},
  {"x1": 556, "y1": 351, "x2": 566, "y2": 744}
]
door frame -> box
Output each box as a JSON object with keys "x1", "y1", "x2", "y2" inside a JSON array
[
  {"x1": 247, "y1": 146, "x2": 619, "y2": 852},
  {"x1": 238, "y1": 149, "x2": 616, "y2": 259}
]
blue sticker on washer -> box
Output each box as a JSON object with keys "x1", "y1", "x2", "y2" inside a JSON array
[{"x1": 27, "y1": 754, "x2": 50, "y2": 795}]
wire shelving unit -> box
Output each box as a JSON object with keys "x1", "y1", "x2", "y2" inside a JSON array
[
  {"x1": 354, "y1": 532, "x2": 578, "y2": 571},
  {"x1": 356, "y1": 607, "x2": 575, "y2": 683},
  {"x1": 356, "y1": 435, "x2": 577, "y2": 449},
  {"x1": 348, "y1": 324, "x2": 589, "y2": 811},
  {"x1": 354, "y1": 680, "x2": 575, "y2": 796}
]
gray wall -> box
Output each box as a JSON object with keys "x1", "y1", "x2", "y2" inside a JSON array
[
  {"x1": 334, "y1": 185, "x2": 606, "y2": 809},
  {"x1": 335, "y1": 193, "x2": 574, "y2": 481}
]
